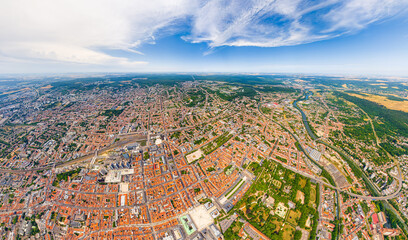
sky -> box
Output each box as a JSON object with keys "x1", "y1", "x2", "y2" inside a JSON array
[{"x1": 0, "y1": 0, "x2": 408, "y2": 76}]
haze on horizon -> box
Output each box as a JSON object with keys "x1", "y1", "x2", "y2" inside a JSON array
[{"x1": 1, "y1": 0, "x2": 408, "y2": 76}]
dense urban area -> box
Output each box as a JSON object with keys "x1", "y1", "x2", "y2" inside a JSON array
[{"x1": 0, "y1": 74, "x2": 407, "y2": 240}]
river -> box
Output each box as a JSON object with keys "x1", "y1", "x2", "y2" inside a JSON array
[{"x1": 293, "y1": 91, "x2": 318, "y2": 140}]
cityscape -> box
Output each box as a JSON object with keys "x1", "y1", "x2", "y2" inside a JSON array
[
  {"x1": 1, "y1": 0, "x2": 408, "y2": 240},
  {"x1": 0, "y1": 74, "x2": 407, "y2": 240}
]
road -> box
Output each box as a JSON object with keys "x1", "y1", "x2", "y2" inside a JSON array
[
  {"x1": 281, "y1": 90, "x2": 407, "y2": 235},
  {"x1": 257, "y1": 100, "x2": 401, "y2": 201},
  {"x1": 293, "y1": 92, "x2": 403, "y2": 198},
  {"x1": 0, "y1": 135, "x2": 147, "y2": 175},
  {"x1": 0, "y1": 124, "x2": 198, "y2": 174}
]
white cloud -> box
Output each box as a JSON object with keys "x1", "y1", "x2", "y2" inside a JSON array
[
  {"x1": 0, "y1": 0, "x2": 197, "y2": 68},
  {"x1": 324, "y1": 0, "x2": 408, "y2": 32},
  {"x1": 0, "y1": 0, "x2": 406, "y2": 71},
  {"x1": 185, "y1": 0, "x2": 408, "y2": 47},
  {"x1": 0, "y1": 42, "x2": 148, "y2": 66}
]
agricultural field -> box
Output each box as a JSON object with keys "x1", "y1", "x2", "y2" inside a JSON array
[{"x1": 345, "y1": 92, "x2": 408, "y2": 113}]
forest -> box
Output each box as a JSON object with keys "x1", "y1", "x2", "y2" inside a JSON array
[{"x1": 334, "y1": 91, "x2": 408, "y2": 138}]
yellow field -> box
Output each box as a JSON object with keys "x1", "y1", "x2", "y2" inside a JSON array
[
  {"x1": 346, "y1": 92, "x2": 408, "y2": 113},
  {"x1": 41, "y1": 85, "x2": 53, "y2": 89},
  {"x1": 312, "y1": 89, "x2": 322, "y2": 97}
]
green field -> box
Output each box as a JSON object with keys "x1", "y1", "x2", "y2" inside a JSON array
[{"x1": 226, "y1": 179, "x2": 245, "y2": 199}]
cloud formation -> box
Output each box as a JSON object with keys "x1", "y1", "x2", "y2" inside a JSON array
[
  {"x1": 0, "y1": 0, "x2": 197, "y2": 68},
  {"x1": 0, "y1": 0, "x2": 407, "y2": 68},
  {"x1": 186, "y1": 0, "x2": 408, "y2": 47}
]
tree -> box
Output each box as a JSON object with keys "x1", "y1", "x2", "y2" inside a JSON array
[{"x1": 294, "y1": 230, "x2": 302, "y2": 240}]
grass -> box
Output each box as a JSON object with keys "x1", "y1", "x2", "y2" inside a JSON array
[
  {"x1": 282, "y1": 224, "x2": 296, "y2": 240},
  {"x1": 271, "y1": 218, "x2": 283, "y2": 233},
  {"x1": 309, "y1": 186, "x2": 316, "y2": 206},
  {"x1": 298, "y1": 178, "x2": 307, "y2": 188},
  {"x1": 226, "y1": 179, "x2": 245, "y2": 199},
  {"x1": 287, "y1": 210, "x2": 301, "y2": 225},
  {"x1": 201, "y1": 132, "x2": 233, "y2": 155}
]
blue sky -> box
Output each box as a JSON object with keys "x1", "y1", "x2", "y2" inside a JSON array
[{"x1": 0, "y1": 0, "x2": 408, "y2": 75}]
